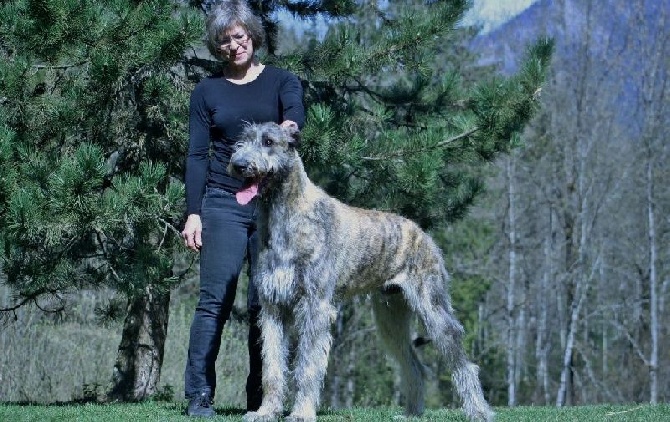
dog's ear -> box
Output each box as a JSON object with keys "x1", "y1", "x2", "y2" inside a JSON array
[
  {"x1": 282, "y1": 122, "x2": 301, "y2": 148},
  {"x1": 288, "y1": 129, "x2": 301, "y2": 149}
]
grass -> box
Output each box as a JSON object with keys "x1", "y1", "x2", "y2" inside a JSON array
[{"x1": 0, "y1": 402, "x2": 668, "y2": 421}]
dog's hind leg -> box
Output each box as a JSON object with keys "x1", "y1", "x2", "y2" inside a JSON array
[
  {"x1": 288, "y1": 298, "x2": 337, "y2": 422},
  {"x1": 372, "y1": 293, "x2": 426, "y2": 417},
  {"x1": 404, "y1": 273, "x2": 494, "y2": 422}
]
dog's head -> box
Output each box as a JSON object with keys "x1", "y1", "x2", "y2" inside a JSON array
[{"x1": 228, "y1": 122, "x2": 301, "y2": 204}]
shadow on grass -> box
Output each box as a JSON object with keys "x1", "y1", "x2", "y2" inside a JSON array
[
  {"x1": 0, "y1": 400, "x2": 248, "y2": 417},
  {"x1": 0, "y1": 400, "x2": 104, "y2": 407}
]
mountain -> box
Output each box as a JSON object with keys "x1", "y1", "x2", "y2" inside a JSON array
[
  {"x1": 470, "y1": 0, "x2": 550, "y2": 74},
  {"x1": 464, "y1": 0, "x2": 540, "y2": 34},
  {"x1": 470, "y1": 0, "x2": 669, "y2": 138}
]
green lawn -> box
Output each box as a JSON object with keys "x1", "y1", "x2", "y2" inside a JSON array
[{"x1": 0, "y1": 402, "x2": 668, "y2": 421}]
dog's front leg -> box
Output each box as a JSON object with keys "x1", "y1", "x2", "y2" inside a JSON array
[
  {"x1": 287, "y1": 298, "x2": 337, "y2": 422},
  {"x1": 244, "y1": 303, "x2": 288, "y2": 422}
]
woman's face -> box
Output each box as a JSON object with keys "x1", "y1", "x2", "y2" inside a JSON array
[{"x1": 218, "y1": 24, "x2": 254, "y2": 68}]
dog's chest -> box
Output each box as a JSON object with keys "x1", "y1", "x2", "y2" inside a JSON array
[{"x1": 261, "y1": 199, "x2": 329, "y2": 252}]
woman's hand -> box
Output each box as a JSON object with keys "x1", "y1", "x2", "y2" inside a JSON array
[
  {"x1": 182, "y1": 214, "x2": 203, "y2": 251},
  {"x1": 280, "y1": 120, "x2": 298, "y2": 130}
]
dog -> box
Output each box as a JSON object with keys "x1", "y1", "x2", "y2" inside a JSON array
[{"x1": 229, "y1": 122, "x2": 494, "y2": 422}]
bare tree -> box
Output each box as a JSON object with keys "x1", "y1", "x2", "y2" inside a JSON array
[
  {"x1": 633, "y1": 0, "x2": 669, "y2": 404},
  {"x1": 462, "y1": 0, "x2": 670, "y2": 405},
  {"x1": 505, "y1": 154, "x2": 519, "y2": 407}
]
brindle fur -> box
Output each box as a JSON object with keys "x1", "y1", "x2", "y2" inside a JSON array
[{"x1": 229, "y1": 122, "x2": 494, "y2": 422}]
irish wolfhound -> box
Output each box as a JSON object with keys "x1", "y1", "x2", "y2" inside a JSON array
[{"x1": 229, "y1": 122, "x2": 494, "y2": 422}]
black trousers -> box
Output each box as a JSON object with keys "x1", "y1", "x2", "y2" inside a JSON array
[{"x1": 184, "y1": 187, "x2": 262, "y2": 410}]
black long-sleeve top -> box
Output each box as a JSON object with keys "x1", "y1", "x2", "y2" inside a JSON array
[{"x1": 185, "y1": 65, "x2": 305, "y2": 215}]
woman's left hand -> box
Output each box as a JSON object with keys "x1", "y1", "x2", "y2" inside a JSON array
[{"x1": 280, "y1": 120, "x2": 298, "y2": 130}]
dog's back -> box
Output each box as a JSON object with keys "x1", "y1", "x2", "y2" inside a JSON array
[{"x1": 267, "y1": 170, "x2": 449, "y2": 298}]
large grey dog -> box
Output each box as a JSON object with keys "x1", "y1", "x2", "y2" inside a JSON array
[{"x1": 229, "y1": 122, "x2": 494, "y2": 422}]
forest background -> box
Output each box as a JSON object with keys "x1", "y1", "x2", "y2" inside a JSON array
[{"x1": 0, "y1": 0, "x2": 668, "y2": 412}]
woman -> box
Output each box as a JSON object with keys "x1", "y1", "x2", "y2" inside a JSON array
[{"x1": 181, "y1": 1, "x2": 305, "y2": 417}]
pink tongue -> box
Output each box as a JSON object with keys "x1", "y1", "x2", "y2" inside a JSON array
[{"x1": 236, "y1": 180, "x2": 259, "y2": 205}]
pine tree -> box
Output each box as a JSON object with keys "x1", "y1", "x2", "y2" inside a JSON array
[
  {"x1": 281, "y1": 1, "x2": 553, "y2": 229},
  {"x1": 0, "y1": 0, "x2": 202, "y2": 400}
]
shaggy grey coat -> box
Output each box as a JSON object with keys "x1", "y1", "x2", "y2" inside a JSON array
[{"x1": 229, "y1": 122, "x2": 494, "y2": 422}]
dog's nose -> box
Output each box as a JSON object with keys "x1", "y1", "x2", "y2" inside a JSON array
[{"x1": 231, "y1": 159, "x2": 248, "y2": 173}]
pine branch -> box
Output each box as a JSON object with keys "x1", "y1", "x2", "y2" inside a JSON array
[
  {"x1": 94, "y1": 229, "x2": 123, "y2": 284},
  {"x1": 155, "y1": 215, "x2": 185, "y2": 251},
  {"x1": 34, "y1": 293, "x2": 66, "y2": 314},
  {"x1": 0, "y1": 296, "x2": 32, "y2": 314},
  {"x1": 281, "y1": 0, "x2": 357, "y2": 18},
  {"x1": 32, "y1": 62, "x2": 88, "y2": 70},
  {"x1": 0, "y1": 288, "x2": 66, "y2": 320},
  {"x1": 437, "y1": 126, "x2": 479, "y2": 147},
  {"x1": 361, "y1": 126, "x2": 479, "y2": 161},
  {"x1": 157, "y1": 216, "x2": 182, "y2": 238}
]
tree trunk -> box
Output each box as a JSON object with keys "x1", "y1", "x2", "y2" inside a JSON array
[
  {"x1": 345, "y1": 336, "x2": 356, "y2": 408},
  {"x1": 557, "y1": 173, "x2": 592, "y2": 407},
  {"x1": 515, "y1": 279, "x2": 527, "y2": 403},
  {"x1": 557, "y1": 132, "x2": 578, "y2": 408},
  {"x1": 633, "y1": 0, "x2": 666, "y2": 405},
  {"x1": 505, "y1": 155, "x2": 518, "y2": 407},
  {"x1": 107, "y1": 285, "x2": 170, "y2": 401},
  {"x1": 535, "y1": 206, "x2": 553, "y2": 405},
  {"x1": 329, "y1": 307, "x2": 345, "y2": 408},
  {"x1": 556, "y1": 282, "x2": 585, "y2": 407},
  {"x1": 646, "y1": 145, "x2": 658, "y2": 404}
]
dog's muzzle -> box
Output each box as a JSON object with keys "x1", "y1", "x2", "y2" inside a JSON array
[{"x1": 230, "y1": 158, "x2": 251, "y2": 177}]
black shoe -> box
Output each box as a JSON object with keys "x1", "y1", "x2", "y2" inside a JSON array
[{"x1": 186, "y1": 390, "x2": 215, "y2": 418}]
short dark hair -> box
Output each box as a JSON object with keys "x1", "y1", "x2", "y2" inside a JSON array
[{"x1": 205, "y1": 0, "x2": 266, "y2": 60}]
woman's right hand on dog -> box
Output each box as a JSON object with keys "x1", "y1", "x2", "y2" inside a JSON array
[{"x1": 182, "y1": 214, "x2": 203, "y2": 251}]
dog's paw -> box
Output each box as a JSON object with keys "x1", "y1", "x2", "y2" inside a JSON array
[{"x1": 243, "y1": 410, "x2": 280, "y2": 422}]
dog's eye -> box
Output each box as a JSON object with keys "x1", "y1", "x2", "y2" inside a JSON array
[{"x1": 262, "y1": 136, "x2": 273, "y2": 147}]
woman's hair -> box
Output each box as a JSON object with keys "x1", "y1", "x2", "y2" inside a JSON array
[{"x1": 205, "y1": 0, "x2": 266, "y2": 60}]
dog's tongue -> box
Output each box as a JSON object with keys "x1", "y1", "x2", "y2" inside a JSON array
[{"x1": 236, "y1": 179, "x2": 259, "y2": 205}]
